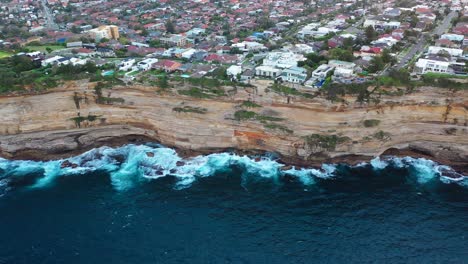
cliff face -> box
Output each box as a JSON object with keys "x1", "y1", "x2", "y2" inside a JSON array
[{"x1": 0, "y1": 82, "x2": 467, "y2": 171}]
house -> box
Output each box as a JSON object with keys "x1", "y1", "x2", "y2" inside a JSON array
[
  {"x1": 255, "y1": 65, "x2": 282, "y2": 78},
  {"x1": 88, "y1": 25, "x2": 119, "y2": 41},
  {"x1": 415, "y1": 58, "x2": 451, "y2": 74},
  {"x1": 312, "y1": 64, "x2": 334, "y2": 79},
  {"x1": 118, "y1": 58, "x2": 136, "y2": 71},
  {"x1": 226, "y1": 65, "x2": 242, "y2": 79},
  {"x1": 137, "y1": 58, "x2": 158, "y2": 71},
  {"x1": 329, "y1": 60, "x2": 356, "y2": 70},
  {"x1": 96, "y1": 47, "x2": 115, "y2": 57},
  {"x1": 435, "y1": 39, "x2": 458, "y2": 48},
  {"x1": 355, "y1": 46, "x2": 382, "y2": 58},
  {"x1": 160, "y1": 34, "x2": 187, "y2": 47},
  {"x1": 69, "y1": 57, "x2": 88, "y2": 66},
  {"x1": 263, "y1": 51, "x2": 305, "y2": 69},
  {"x1": 280, "y1": 66, "x2": 308, "y2": 84},
  {"x1": 231, "y1": 41, "x2": 267, "y2": 52},
  {"x1": 241, "y1": 69, "x2": 255, "y2": 82},
  {"x1": 440, "y1": 34, "x2": 464, "y2": 42},
  {"x1": 153, "y1": 59, "x2": 182, "y2": 72},
  {"x1": 67, "y1": 41, "x2": 83, "y2": 48},
  {"x1": 41, "y1": 55, "x2": 64, "y2": 67},
  {"x1": 384, "y1": 8, "x2": 401, "y2": 18},
  {"x1": 427, "y1": 46, "x2": 463, "y2": 57}
]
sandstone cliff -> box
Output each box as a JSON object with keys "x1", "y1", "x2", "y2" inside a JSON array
[{"x1": 0, "y1": 82, "x2": 466, "y2": 172}]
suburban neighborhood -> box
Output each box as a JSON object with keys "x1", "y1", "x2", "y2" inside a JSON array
[{"x1": 0, "y1": 0, "x2": 467, "y2": 94}]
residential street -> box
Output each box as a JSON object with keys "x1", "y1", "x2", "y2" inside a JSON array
[{"x1": 394, "y1": 11, "x2": 458, "y2": 70}]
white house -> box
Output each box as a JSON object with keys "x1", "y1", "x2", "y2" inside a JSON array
[
  {"x1": 415, "y1": 58, "x2": 451, "y2": 74},
  {"x1": 440, "y1": 34, "x2": 465, "y2": 42},
  {"x1": 181, "y1": 48, "x2": 197, "y2": 59},
  {"x1": 280, "y1": 66, "x2": 308, "y2": 83},
  {"x1": 231, "y1": 41, "x2": 267, "y2": 52},
  {"x1": 118, "y1": 58, "x2": 136, "y2": 71},
  {"x1": 137, "y1": 58, "x2": 158, "y2": 71},
  {"x1": 427, "y1": 46, "x2": 463, "y2": 57},
  {"x1": 226, "y1": 65, "x2": 242, "y2": 79},
  {"x1": 328, "y1": 60, "x2": 356, "y2": 70},
  {"x1": 69, "y1": 58, "x2": 88, "y2": 66},
  {"x1": 263, "y1": 51, "x2": 305, "y2": 69},
  {"x1": 255, "y1": 65, "x2": 282, "y2": 78},
  {"x1": 312, "y1": 64, "x2": 334, "y2": 79},
  {"x1": 41, "y1": 56, "x2": 64, "y2": 67}
]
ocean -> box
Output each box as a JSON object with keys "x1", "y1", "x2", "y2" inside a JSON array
[{"x1": 0, "y1": 144, "x2": 467, "y2": 264}]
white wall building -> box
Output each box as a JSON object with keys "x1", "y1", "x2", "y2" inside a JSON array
[
  {"x1": 440, "y1": 34, "x2": 465, "y2": 42},
  {"x1": 263, "y1": 52, "x2": 305, "y2": 69},
  {"x1": 137, "y1": 58, "x2": 158, "y2": 71},
  {"x1": 226, "y1": 65, "x2": 242, "y2": 78},
  {"x1": 255, "y1": 65, "x2": 282, "y2": 78},
  {"x1": 415, "y1": 58, "x2": 450, "y2": 74},
  {"x1": 312, "y1": 64, "x2": 334, "y2": 79},
  {"x1": 118, "y1": 58, "x2": 136, "y2": 71}
]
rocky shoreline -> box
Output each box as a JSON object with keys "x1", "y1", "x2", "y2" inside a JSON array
[
  {"x1": 1, "y1": 125, "x2": 466, "y2": 176},
  {"x1": 0, "y1": 83, "x2": 466, "y2": 176}
]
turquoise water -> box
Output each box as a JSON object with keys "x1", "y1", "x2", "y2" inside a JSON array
[{"x1": 0, "y1": 144, "x2": 467, "y2": 263}]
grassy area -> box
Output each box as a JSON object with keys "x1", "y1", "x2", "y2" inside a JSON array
[
  {"x1": 423, "y1": 72, "x2": 468, "y2": 79},
  {"x1": 0, "y1": 51, "x2": 13, "y2": 58},
  {"x1": 26, "y1": 45, "x2": 65, "y2": 53},
  {"x1": 178, "y1": 87, "x2": 213, "y2": 99},
  {"x1": 233, "y1": 110, "x2": 284, "y2": 122},
  {"x1": 269, "y1": 83, "x2": 315, "y2": 99}
]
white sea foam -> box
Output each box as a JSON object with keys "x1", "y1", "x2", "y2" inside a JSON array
[{"x1": 0, "y1": 145, "x2": 465, "y2": 191}]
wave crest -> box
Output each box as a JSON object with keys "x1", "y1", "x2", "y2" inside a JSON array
[{"x1": 0, "y1": 144, "x2": 466, "y2": 192}]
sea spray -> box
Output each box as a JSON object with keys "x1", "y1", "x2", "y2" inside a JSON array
[{"x1": 0, "y1": 144, "x2": 466, "y2": 193}]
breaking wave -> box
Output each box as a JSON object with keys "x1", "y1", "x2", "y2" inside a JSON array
[{"x1": 0, "y1": 144, "x2": 466, "y2": 194}]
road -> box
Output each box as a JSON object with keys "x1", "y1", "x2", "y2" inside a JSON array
[
  {"x1": 394, "y1": 11, "x2": 458, "y2": 70},
  {"x1": 40, "y1": 0, "x2": 59, "y2": 30}
]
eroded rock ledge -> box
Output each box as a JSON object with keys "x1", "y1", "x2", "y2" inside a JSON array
[{"x1": 0, "y1": 83, "x2": 466, "y2": 174}]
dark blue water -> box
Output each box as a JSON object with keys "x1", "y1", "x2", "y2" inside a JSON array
[{"x1": 0, "y1": 145, "x2": 467, "y2": 264}]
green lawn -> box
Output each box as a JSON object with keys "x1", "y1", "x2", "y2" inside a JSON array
[
  {"x1": 0, "y1": 51, "x2": 13, "y2": 58},
  {"x1": 26, "y1": 45, "x2": 65, "y2": 53},
  {"x1": 424, "y1": 72, "x2": 468, "y2": 79}
]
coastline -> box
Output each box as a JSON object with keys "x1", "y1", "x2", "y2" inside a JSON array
[
  {"x1": 0, "y1": 83, "x2": 466, "y2": 175},
  {"x1": 1, "y1": 125, "x2": 466, "y2": 175}
]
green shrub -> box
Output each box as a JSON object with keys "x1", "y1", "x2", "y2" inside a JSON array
[
  {"x1": 173, "y1": 106, "x2": 208, "y2": 114},
  {"x1": 303, "y1": 134, "x2": 351, "y2": 151},
  {"x1": 373, "y1": 130, "x2": 392, "y2": 141},
  {"x1": 241, "y1": 101, "x2": 262, "y2": 108},
  {"x1": 363, "y1": 119, "x2": 381, "y2": 127},
  {"x1": 264, "y1": 123, "x2": 293, "y2": 134},
  {"x1": 234, "y1": 110, "x2": 257, "y2": 121}
]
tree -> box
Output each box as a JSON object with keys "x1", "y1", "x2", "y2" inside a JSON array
[
  {"x1": 329, "y1": 48, "x2": 354, "y2": 61},
  {"x1": 368, "y1": 56, "x2": 384, "y2": 73},
  {"x1": 70, "y1": 25, "x2": 81, "y2": 34},
  {"x1": 11, "y1": 55, "x2": 35, "y2": 73},
  {"x1": 365, "y1": 26, "x2": 377, "y2": 42},
  {"x1": 46, "y1": 47, "x2": 53, "y2": 54},
  {"x1": 410, "y1": 14, "x2": 419, "y2": 28},
  {"x1": 381, "y1": 49, "x2": 395, "y2": 65},
  {"x1": 165, "y1": 20, "x2": 175, "y2": 34},
  {"x1": 342, "y1": 37, "x2": 354, "y2": 50}
]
